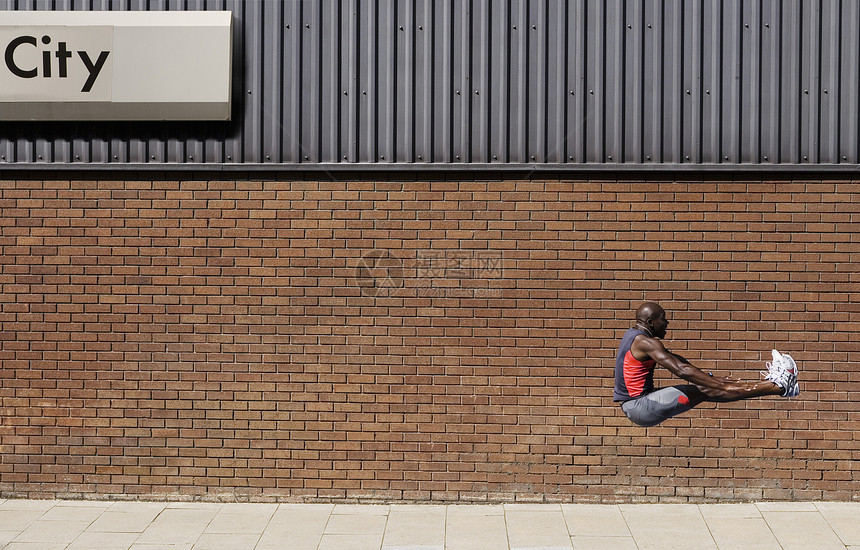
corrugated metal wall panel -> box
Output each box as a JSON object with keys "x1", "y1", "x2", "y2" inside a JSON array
[{"x1": 1, "y1": 0, "x2": 860, "y2": 169}]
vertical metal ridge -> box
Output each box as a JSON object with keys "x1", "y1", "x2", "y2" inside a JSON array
[
  {"x1": 378, "y1": 0, "x2": 394, "y2": 163},
  {"x1": 664, "y1": 0, "x2": 682, "y2": 163},
  {"x1": 452, "y1": 0, "x2": 469, "y2": 162},
  {"x1": 761, "y1": 0, "x2": 778, "y2": 164},
  {"x1": 820, "y1": 0, "x2": 839, "y2": 163},
  {"x1": 546, "y1": 0, "x2": 565, "y2": 163},
  {"x1": 415, "y1": 0, "x2": 432, "y2": 162},
  {"x1": 394, "y1": 0, "x2": 414, "y2": 162},
  {"x1": 803, "y1": 0, "x2": 821, "y2": 163},
  {"x1": 682, "y1": 0, "x2": 699, "y2": 164},
  {"x1": 723, "y1": 0, "x2": 741, "y2": 164},
  {"x1": 433, "y1": 0, "x2": 452, "y2": 162},
  {"x1": 605, "y1": 0, "x2": 622, "y2": 163},
  {"x1": 741, "y1": 2, "x2": 765, "y2": 162},
  {"x1": 538, "y1": 0, "x2": 548, "y2": 162},
  {"x1": 344, "y1": 0, "x2": 358, "y2": 163},
  {"x1": 261, "y1": 0, "x2": 280, "y2": 163},
  {"x1": 489, "y1": 0, "x2": 508, "y2": 163},
  {"x1": 357, "y1": 0, "x2": 373, "y2": 163},
  {"x1": 783, "y1": 0, "x2": 801, "y2": 163},
  {"x1": 584, "y1": 0, "x2": 603, "y2": 163},
  {"x1": 622, "y1": 0, "x2": 641, "y2": 164},
  {"x1": 840, "y1": 0, "x2": 859, "y2": 163},
  {"x1": 745, "y1": 0, "x2": 762, "y2": 163}
]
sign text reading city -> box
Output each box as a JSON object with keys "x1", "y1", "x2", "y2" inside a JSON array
[{"x1": 4, "y1": 34, "x2": 110, "y2": 92}]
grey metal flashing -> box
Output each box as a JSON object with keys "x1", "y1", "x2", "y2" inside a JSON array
[{"x1": 1, "y1": 162, "x2": 859, "y2": 174}]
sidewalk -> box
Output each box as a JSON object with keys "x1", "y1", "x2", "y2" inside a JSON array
[{"x1": 1, "y1": 499, "x2": 858, "y2": 550}]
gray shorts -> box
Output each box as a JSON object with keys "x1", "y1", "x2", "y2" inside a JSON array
[{"x1": 620, "y1": 385, "x2": 704, "y2": 427}]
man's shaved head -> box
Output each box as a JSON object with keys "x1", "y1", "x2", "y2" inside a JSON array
[
  {"x1": 635, "y1": 302, "x2": 664, "y2": 323},
  {"x1": 634, "y1": 302, "x2": 668, "y2": 338}
]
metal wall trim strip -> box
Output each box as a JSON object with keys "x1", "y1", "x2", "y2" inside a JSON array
[{"x1": 2, "y1": 162, "x2": 859, "y2": 173}]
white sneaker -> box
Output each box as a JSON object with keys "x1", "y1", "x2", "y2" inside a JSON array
[{"x1": 763, "y1": 349, "x2": 799, "y2": 397}]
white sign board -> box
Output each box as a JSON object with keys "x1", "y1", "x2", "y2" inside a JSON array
[{"x1": 0, "y1": 11, "x2": 232, "y2": 121}]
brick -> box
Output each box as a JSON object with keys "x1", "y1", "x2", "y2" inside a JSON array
[{"x1": 0, "y1": 176, "x2": 857, "y2": 503}]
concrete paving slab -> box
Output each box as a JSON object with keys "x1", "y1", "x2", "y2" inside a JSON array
[
  {"x1": 382, "y1": 544, "x2": 445, "y2": 550},
  {"x1": 218, "y1": 502, "x2": 279, "y2": 514},
  {"x1": 698, "y1": 503, "x2": 764, "y2": 519},
  {"x1": 816, "y1": 502, "x2": 860, "y2": 546},
  {"x1": 388, "y1": 504, "x2": 446, "y2": 513},
  {"x1": 506, "y1": 504, "x2": 566, "y2": 512},
  {"x1": 145, "y1": 507, "x2": 219, "y2": 525},
  {"x1": 505, "y1": 506, "x2": 572, "y2": 550},
  {"x1": 570, "y1": 536, "x2": 638, "y2": 550},
  {"x1": 163, "y1": 502, "x2": 221, "y2": 510},
  {"x1": 54, "y1": 500, "x2": 113, "y2": 508},
  {"x1": 816, "y1": 502, "x2": 860, "y2": 514},
  {"x1": 89, "y1": 510, "x2": 165, "y2": 533},
  {"x1": 761, "y1": 511, "x2": 847, "y2": 550},
  {"x1": 106, "y1": 502, "x2": 167, "y2": 514},
  {"x1": 446, "y1": 511, "x2": 509, "y2": 550},
  {"x1": 0, "y1": 510, "x2": 44, "y2": 531},
  {"x1": 39, "y1": 504, "x2": 107, "y2": 523},
  {"x1": 620, "y1": 504, "x2": 717, "y2": 550},
  {"x1": 13, "y1": 520, "x2": 94, "y2": 545},
  {"x1": 325, "y1": 511, "x2": 388, "y2": 535},
  {"x1": 383, "y1": 506, "x2": 446, "y2": 550},
  {"x1": 447, "y1": 504, "x2": 505, "y2": 516},
  {"x1": 318, "y1": 533, "x2": 385, "y2": 550},
  {"x1": 0, "y1": 531, "x2": 23, "y2": 547},
  {"x1": 256, "y1": 505, "x2": 330, "y2": 550},
  {"x1": 333, "y1": 503, "x2": 391, "y2": 515},
  {"x1": 256, "y1": 523, "x2": 324, "y2": 550},
  {"x1": 204, "y1": 504, "x2": 276, "y2": 534},
  {"x1": 830, "y1": 520, "x2": 860, "y2": 547},
  {"x1": 0, "y1": 500, "x2": 57, "y2": 511},
  {"x1": 129, "y1": 544, "x2": 192, "y2": 550},
  {"x1": 4, "y1": 543, "x2": 68, "y2": 550},
  {"x1": 704, "y1": 517, "x2": 781, "y2": 550},
  {"x1": 561, "y1": 505, "x2": 630, "y2": 538},
  {"x1": 66, "y1": 531, "x2": 141, "y2": 549},
  {"x1": 269, "y1": 503, "x2": 333, "y2": 523},
  {"x1": 134, "y1": 508, "x2": 218, "y2": 545},
  {"x1": 191, "y1": 533, "x2": 262, "y2": 549},
  {"x1": 756, "y1": 502, "x2": 819, "y2": 512}
]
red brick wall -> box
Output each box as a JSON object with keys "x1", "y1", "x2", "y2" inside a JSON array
[{"x1": 1, "y1": 174, "x2": 858, "y2": 502}]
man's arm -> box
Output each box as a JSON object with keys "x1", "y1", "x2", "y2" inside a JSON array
[{"x1": 632, "y1": 336, "x2": 741, "y2": 391}]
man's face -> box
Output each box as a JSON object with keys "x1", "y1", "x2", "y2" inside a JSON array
[{"x1": 651, "y1": 309, "x2": 668, "y2": 338}]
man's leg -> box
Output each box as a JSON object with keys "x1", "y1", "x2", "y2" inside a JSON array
[
  {"x1": 693, "y1": 380, "x2": 784, "y2": 403},
  {"x1": 620, "y1": 386, "x2": 703, "y2": 427},
  {"x1": 621, "y1": 381, "x2": 786, "y2": 427}
]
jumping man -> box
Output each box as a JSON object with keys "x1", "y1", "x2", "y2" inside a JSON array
[{"x1": 614, "y1": 302, "x2": 799, "y2": 427}]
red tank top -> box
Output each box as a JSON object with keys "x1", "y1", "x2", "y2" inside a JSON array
[{"x1": 613, "y1": 328, "x2": 656, "y2": 401}]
